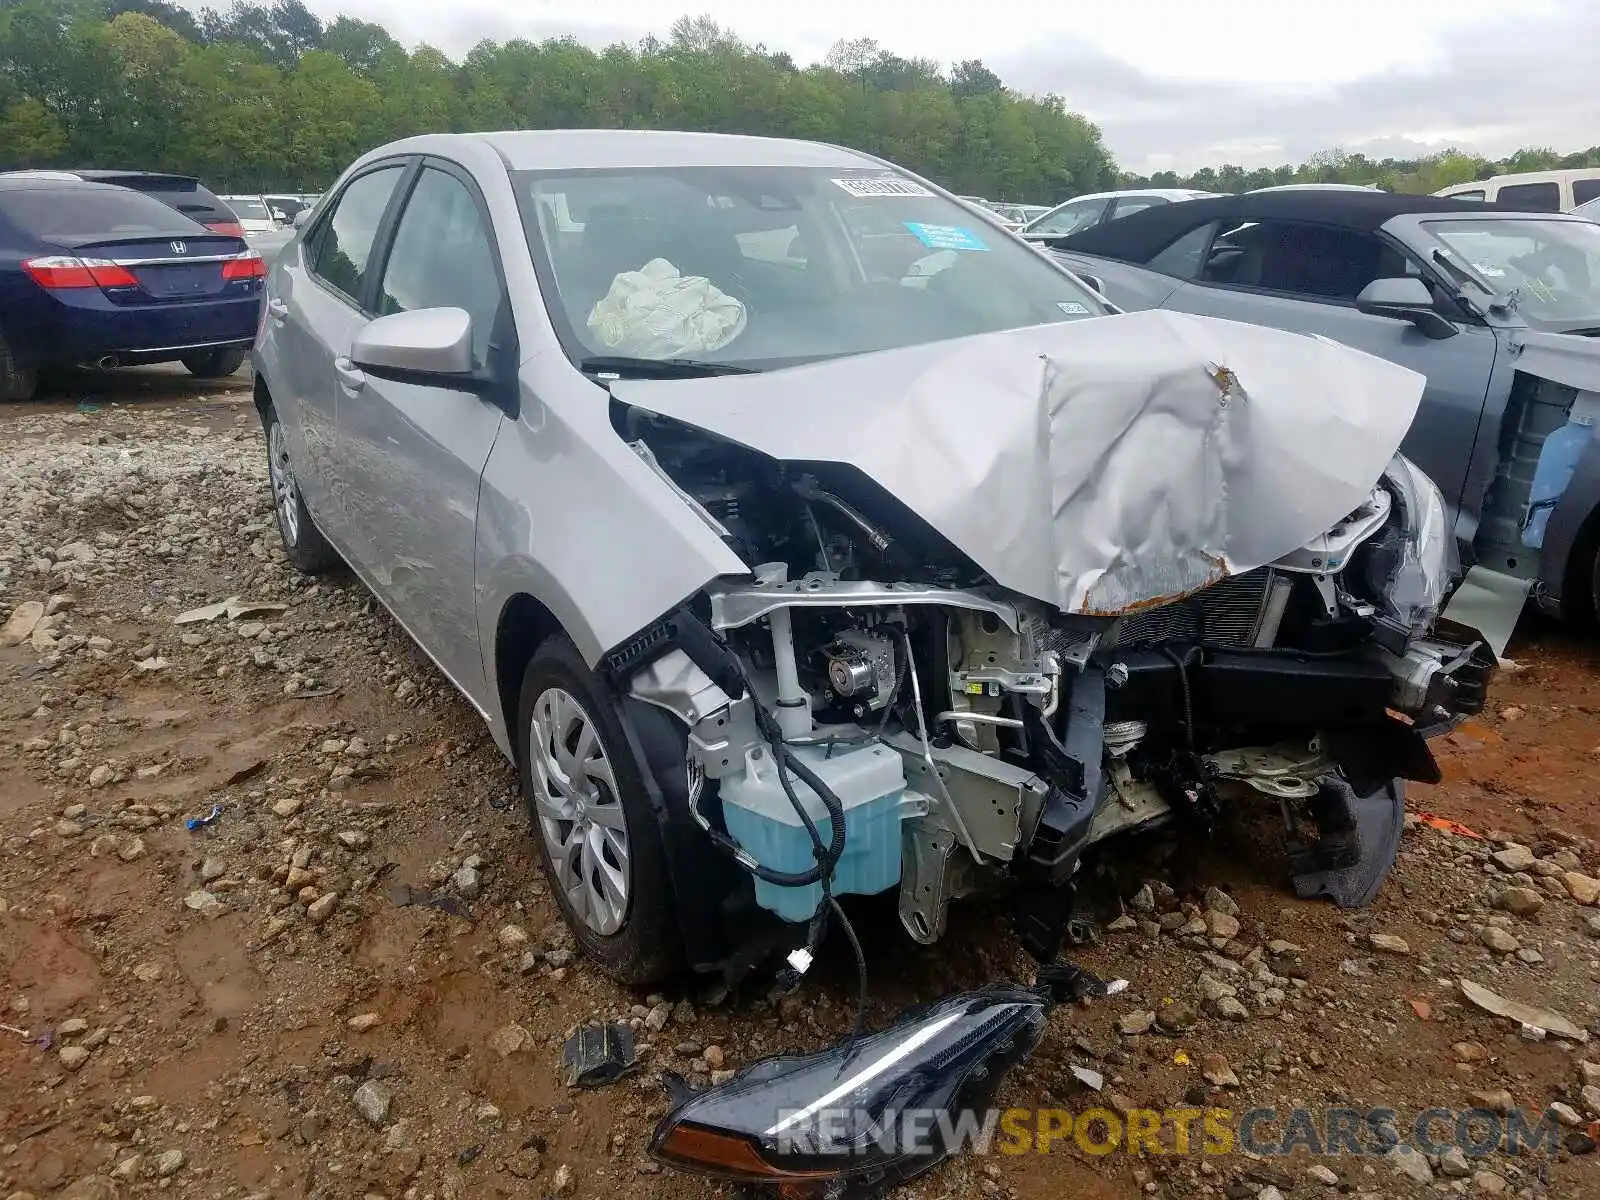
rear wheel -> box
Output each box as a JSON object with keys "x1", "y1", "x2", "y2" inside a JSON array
[
  {"x1": 263, "y1": 403, "x2": 340, "y2": 574},
  {"x1": 517, "y1": 633, "x2": 681, "y2": 984},
  {"x1": 0, "y1": 329, "x2": 37, "y2": 401},
  {"x1": 182, "y1": 347, "x2": 248, "y2": 378}
]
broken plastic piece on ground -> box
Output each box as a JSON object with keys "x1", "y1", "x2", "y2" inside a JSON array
[
  {"x1": 561, "y1": 1023, "x2": 638, "y2": 1089},
  {"x1": 1035, "y1": 961, "x2": 1122, "y2": 1002},
  {"x1": 173, "y1": 596, "x2": 289, "y2": 624},
  {"x1": 1457, "y1": 977, "x2": 1589, "y2": 1043},
  {"x1": 1070, "y1": 1065, "x2": 1105, "y2": 1090},
  {"x1": 185, "y1": 803, "x2": 223, "y2": 831},
  {"x1": 1416, "y1": 811, "x2": 1483, "y2": 838}
]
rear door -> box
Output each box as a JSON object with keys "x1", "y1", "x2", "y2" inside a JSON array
[
  {"x1": 1161, "y1": 216, "x2": 1498, "y2": 512},
  {"x1": 335, "y1": 159, "x2": 512, "y2": 696},
  {"x1": 271, "y1": 161, "x2": 408, "y2": 541}
]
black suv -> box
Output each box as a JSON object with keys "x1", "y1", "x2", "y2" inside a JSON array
[{"x1": 3, "y1": 170, "x2": 245, "y2": 237}]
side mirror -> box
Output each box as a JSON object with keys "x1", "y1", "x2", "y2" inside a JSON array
[
  {"x1": 351, "y1": 307, "x2": 485, "y2": 391},
  {"x1": 1356, "y1": 277, "x2": 1458, "y2": 340},
  {"x1": 292, "y1": 208, "x2": 311, "y2": 230},
  {"x1": 1074, "y1": 271, "x2": 1106, "y2": 296}
]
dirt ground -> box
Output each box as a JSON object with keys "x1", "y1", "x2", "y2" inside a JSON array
[{"x1": 2, "y1": 373, "x2": 1599, "y2": 1200}]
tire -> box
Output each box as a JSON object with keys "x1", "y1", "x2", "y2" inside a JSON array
[
  {"x1": 182, "y1": 347, "x2": 248, "y2": 378},
  {"x1": 517, "y1": 633, "x2": 681, "y2": 984},
  {"x1": 263, "y1": 403, "x2": 341, "y2": 574},
  {"x1": 0, "y1": 328, "x2": 38, "y2": 401}
]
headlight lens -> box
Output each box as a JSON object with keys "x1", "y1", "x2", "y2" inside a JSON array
[
  {"x1": 650, "y1": 984, "x2": 1048, "y2": 1188},
  {"x1": 1370, "y1": 453, "x2": 1457, "y2": 633}
]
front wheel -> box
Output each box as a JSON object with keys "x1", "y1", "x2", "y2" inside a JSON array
[
  {"x1": 263, "y1": 403, "x2": 340, "y2": 574},
  {"x1": 182, "y1": 347, "x2": 248, "y2": 378},
  {"x1": 517, "y1": 634, "x2": 681, "y2": 984}
]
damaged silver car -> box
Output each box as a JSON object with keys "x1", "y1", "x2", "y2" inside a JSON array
[{"x1": 252, "y1": 131, "x2": 1494, "y2": 990}]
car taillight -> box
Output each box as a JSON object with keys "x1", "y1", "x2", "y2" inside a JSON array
[
  {"x1": 222, "y1": 250, "x2": 266, "y2": 281},
  {"x1": 206, "y1": 220, "x2": 246, "y2": 238},
  {"x1": 22, "y1": 255, "x2": 139, "y2": 290}
]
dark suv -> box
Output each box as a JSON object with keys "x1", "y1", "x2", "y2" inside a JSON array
[{"x1": 3, "y1": 170, "x2": 245, "y2": 238}]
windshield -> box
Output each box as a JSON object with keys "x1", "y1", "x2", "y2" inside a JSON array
[
  {"x1": 513, "y1": 165, "x2": 1103, "y2": 370},
  {"x1": 1422, "y1": 217, "x2": 1600, "y2": 330},
  {"x1": 225, "y1": 197, "x2": 273, "y2": 221}
]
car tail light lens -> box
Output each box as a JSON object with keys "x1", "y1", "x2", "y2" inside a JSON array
[
  {"x1": 206, "y1": 220, "x2": 245, "y2": 238},
  {"x1": 222, "y1": 250, "x2": 266, "y2": 281},
  {"x1": 23, "y1": 255, "x2": 139, "y2": 290}
]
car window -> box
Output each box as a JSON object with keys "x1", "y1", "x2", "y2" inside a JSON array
[
  {"x1": 1198, "y1": 218, "x2": 1412, "y2": 302},
  {"x1": 1108, "y1": 196, "x2": 1168, "y2": 220},
  {"x1": 516, "y1": 165, "x2": 1105, "y2": 369},
  {"x1": 1422, "y1": 217, "x2": 1600, "y2": 329},
  {"x1": 311, "y1": 166, "x2": 405, "y2": 304},
  {"x1": 1451, "y1": 190, "x2": 1486, "y2": 203},
  {"x1": 0, "y1": 186, "x2": 205, "y2": 238},
  {"x1": 1147, "y1": 221, "x2": 1217, "y2": 278},
  {"x1": 1026, "y1": 198, "x2": 1109, "y2": 237},
  {"x1": 1494, "y1": 182, "x2": 1561, "y2": 213},
  {"x1": 376, "y1": 167, "x2": 503, "y2": 367},
  {"x1": 226, "y1": 197, "x2": 273, "y2": 221},
  {"x1": 1572, "y1": 179, "x2": 1600, "y2": 207}
]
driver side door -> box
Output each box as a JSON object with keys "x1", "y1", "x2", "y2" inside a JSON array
[{"x1": 333, "y1": 160, "x2": 514, "y2": 704}]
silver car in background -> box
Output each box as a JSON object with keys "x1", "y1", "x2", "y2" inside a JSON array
[{"x1": 253, "y1": 130, "x2": 1490, "y2": 993}]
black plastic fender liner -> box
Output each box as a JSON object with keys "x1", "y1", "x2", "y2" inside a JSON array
[
  {"x1": 1291, "y1": 776, "x2": 1405, "y2": 908},
  {"x1": 615, "y1": 696, "x2": 794, "y2": 979}
]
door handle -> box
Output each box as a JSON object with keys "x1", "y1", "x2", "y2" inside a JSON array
[
  {"x1": 267, "y1": 298, "x2": 289, "y2": 324},
  {"x1": 334, "y1": 357, "x2": 366, "y2": 393}
]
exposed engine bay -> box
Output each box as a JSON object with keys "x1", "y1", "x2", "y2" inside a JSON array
[{"x1": 609, "y1": 406, "x2": 1496, "y2": 967}]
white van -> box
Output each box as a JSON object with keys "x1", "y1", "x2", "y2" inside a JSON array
[{"x1": 1435, "y1": 169, "x2": 1600, "y2": 213}]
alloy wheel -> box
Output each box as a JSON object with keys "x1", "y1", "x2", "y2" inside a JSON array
[
  {"x1": 267, "y1": 422, "x2": 301, "y2": 547},
  {"x1": 528, "y1": 686, "x2": 631, "y2": 936}
]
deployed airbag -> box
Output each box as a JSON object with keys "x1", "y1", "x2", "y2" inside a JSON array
[
  {"x1": 612, "y1": 310, "x2": 1425, "y2": 615},
  {"x1": 588, "y1": 258, "x2": 748, "y2": 358}
]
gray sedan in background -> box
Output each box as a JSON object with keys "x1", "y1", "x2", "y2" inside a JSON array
[{"x1": 1050, "y1": 189, "x2": 1600, "y2": 650}]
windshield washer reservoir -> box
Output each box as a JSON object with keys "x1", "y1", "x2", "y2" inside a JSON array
[{"x1": 720, "y1": 741, "x2": 911, "y2": 922}]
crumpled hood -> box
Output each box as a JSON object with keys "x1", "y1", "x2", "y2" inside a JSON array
[{"x1": 611, "y1": 310, "x2": 1425, "y2": 615}]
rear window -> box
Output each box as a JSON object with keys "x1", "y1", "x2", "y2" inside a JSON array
[
  {"x1": 1495, "y1": 181, "x2": 1561, "y2": 212},
  {"x1": 0, "y1": 187, "x2": 203, "y2": 239},
  {"x1": 1573, "y1": 179, "x2": 1600, "y2": 207},
  {"x1": 225, "y1": 197, "x2": 273, "y2": 221},
  {"x1": 105, "y1": 177, "x2": 230, "y2": 222}
]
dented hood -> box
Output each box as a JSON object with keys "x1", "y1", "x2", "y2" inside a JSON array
[{"x1": 611, "y1": 310, "x2": 1425, "y2": 615}]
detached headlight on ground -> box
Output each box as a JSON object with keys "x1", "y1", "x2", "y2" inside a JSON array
[{"x1": 649, "y1": 984, "x2": 1050, "y2": 1193}]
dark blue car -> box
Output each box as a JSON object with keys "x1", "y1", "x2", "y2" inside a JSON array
[{"x1": 0, "y1": 176, "x2": 264, "y2": 401}]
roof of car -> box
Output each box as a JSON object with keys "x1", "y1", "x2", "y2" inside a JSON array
[
  {"x1": 370, "y1": 129, "x2": 886, "y2": 173},
  {"x1": 0, "y1": 175, "x2": 133, "y2": 195},
  {"x1": 1059, "y1": 188, "x2": 1528, "y2": 262}
]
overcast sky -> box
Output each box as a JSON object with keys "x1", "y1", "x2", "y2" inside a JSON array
[{"x1": 235, "y1": 0, "x2": 1600, "y2": 172}]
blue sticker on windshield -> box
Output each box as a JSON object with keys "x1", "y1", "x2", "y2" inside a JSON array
[{"x1": 904, "y1": 222, "x2": 989, "y2": 252}]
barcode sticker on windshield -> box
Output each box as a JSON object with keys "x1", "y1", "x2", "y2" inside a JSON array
[{"x1": 831, "y1": 176, "x2": 933, "y2": 198}]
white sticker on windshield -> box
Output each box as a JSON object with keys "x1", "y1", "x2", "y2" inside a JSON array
[
  {"x1": 1057, "y1": 301, "x2": 1091, "y2": 314},
  {"x1": 831, "y1": 176, "x2": 934, "y2": 199}
]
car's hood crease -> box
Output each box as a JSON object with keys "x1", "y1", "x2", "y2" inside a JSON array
[{"x1": 610, "y1": 310, "x2": 1426, "y2": 616}]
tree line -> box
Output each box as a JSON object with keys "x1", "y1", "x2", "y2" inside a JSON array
[
  {"x1": 1122, "y1": 146, "x2": 1600, "y2": 197},
  {"x1": 1, "y1": 1, "x2": 1595, "y2": 203},
  {"x1": 0, "y1": 0, "x2": 1119, "y2": 200}
]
